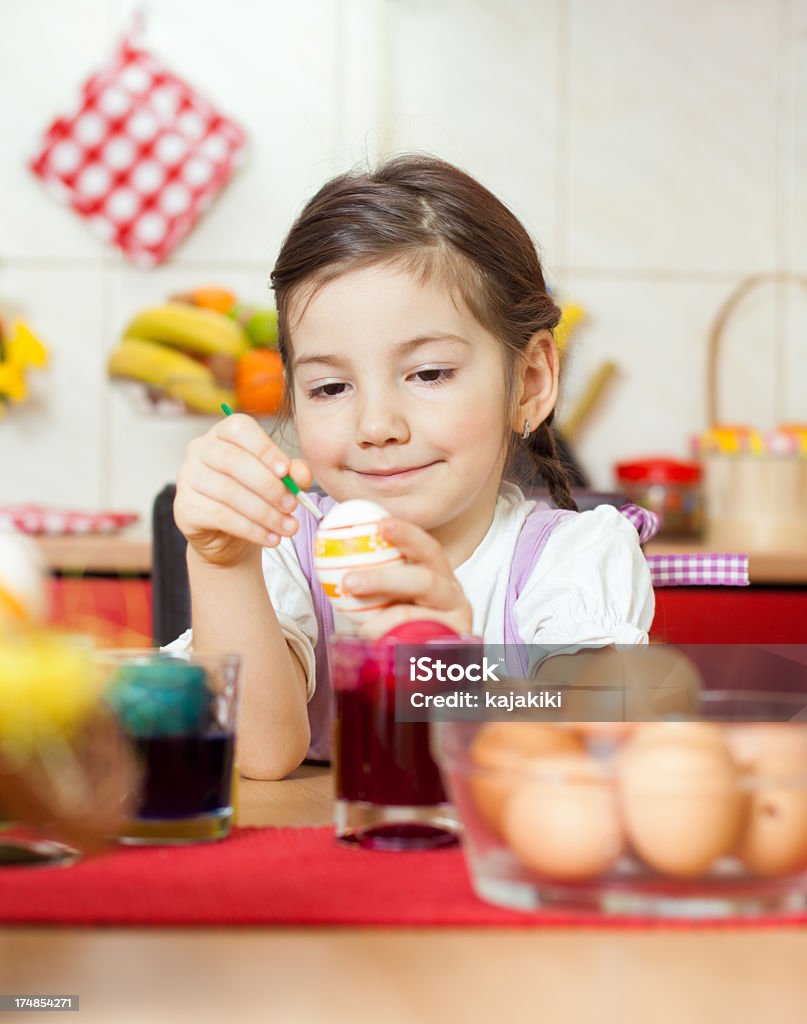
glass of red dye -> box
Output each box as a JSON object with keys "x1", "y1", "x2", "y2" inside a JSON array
[{"x1": 329, "y1": 622, "x2": 481, "y2": 850}]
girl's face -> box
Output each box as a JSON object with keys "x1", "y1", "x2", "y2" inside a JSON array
[{"x1": 289, "y1": 263, "x2": 512, "y2": 560}]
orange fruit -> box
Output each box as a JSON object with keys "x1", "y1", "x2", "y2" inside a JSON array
[
  {"x1": 190, "y1": 287, "x2": 238, "y2": 314},
  {"x1": 235, "y1": 348, "x2": 285, "y2": 415}
]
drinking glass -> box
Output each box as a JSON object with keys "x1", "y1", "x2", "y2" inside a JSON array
[
  {"x1": 98, "y1": 650, "x2": 240, "y2": 843},
  {"x1": 330, "y1": 631, "x2": 481, "y2": 850}
]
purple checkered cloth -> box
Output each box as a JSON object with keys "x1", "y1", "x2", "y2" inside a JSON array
[
  {"x1": 617, "y1": 503, "x2": 750, "y2": 587},
  {"x1": 645, "y1": 552, "x2": 749, "y2": 588},
  {"x1": 618, "y1": 502, "x2": 661, "y2": 543}
]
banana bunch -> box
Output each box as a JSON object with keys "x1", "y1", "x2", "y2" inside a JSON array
[
  {"x1": 108, "y1": 302, "x2": 250, "y2": 414},
  {"x1": 171, "y1": 287, "x2": 279, "y2": 347},
  {"x1": 124, "y1": 303, "x2": 249, "y2": 359}
]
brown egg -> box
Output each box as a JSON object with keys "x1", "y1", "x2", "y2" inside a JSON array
[
  {"x1": 725, "y1": 724, "x2": 807, "y2": 772},
  {"x1": 566, "y1": 722, "x2": 636, "y2": 743},
  {"x1": 501, "y1": 754, "x2": 623, "y2": 882},
  {"x1": 617, "y1": 729, "x2": 743, "y2": 878},
  {"x1": 469, "y1": 723, "x2": 582, "y2": 837},
  {"x1": 736, "y1": 751, "x2": 807, "y2": 877},
  {"x1": 628, "y1": 722, "x2": 727, "y2": 750}
]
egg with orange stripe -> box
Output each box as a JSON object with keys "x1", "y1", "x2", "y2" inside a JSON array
[
  {"x1": 0, "y1": 532, "x2": 47, "y2": 627},
  {"x1": 313, "y1": 500, "x2": 404, "y2": 622}
]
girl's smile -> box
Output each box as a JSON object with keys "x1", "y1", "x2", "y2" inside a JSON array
[
  {"x1": 289, "y1": 263, "x2": 513, "y2": 565},
  {"x1": 349, "y1": 461, "x2": 440, "y2": 483}
]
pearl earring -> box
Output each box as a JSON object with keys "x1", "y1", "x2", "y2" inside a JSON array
[{"x1": 521, "y1": 420, "x2": 531, "y2": 440}]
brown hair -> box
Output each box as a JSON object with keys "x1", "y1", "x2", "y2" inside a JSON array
[{"x1": 270, "y1": 154, "x2": 578, "y2": 511}]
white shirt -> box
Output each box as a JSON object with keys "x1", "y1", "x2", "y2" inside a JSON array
[{"x1": 167, "y1": 483, "x2": 655, "y2": 699}]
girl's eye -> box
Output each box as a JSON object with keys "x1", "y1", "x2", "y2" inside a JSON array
[
  {"x1": 308, "y1": 381, "x2": 349, "y2": 399},
  {"x1": 411, "y1": 367, "x2": 457, "y2": 386}
]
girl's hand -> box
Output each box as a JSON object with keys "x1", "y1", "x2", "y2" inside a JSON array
[
  {"x1": 342, "y1": 518, "x2": 474, "y2": 637},
  {"x1": 174, "y1": 413, "x2": 313, "y2": 568}
]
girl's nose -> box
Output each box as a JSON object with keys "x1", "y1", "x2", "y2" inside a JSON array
[{"x1": 355, "y1": 394, "x2": 410, "y2": 447}]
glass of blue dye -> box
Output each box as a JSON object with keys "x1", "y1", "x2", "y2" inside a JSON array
[{"x1": 97, "y1": 650, "x2": 241, "y2": 843}]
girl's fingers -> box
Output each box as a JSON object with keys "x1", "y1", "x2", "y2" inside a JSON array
[
  {"x1": 377, "y1": 518, "x2": 451, "y2": 574},
  {"x1": 215, "y1": 413, "x2": 290, "y2": 470},
  {"x1": 214, "y1": 415, "x2": 315, "y2": 501},
  {"x1": 185, "y1": 492, "x2": 282, "y2": 548},
  {"x1": 287, "y1": 457, "x2": 314, "y2": 493},
  {"x1": 186, "y1": 417, "x2": 315, "y2": 521},
  {"x1": 342, "y1": 519, "x2": 472, "y2": 628},
  {"x1": 189, "y1": 468, "x2": 299, "y2": 538},
  {"x1": 343, "y1": 563, "x2": 460, "y2": 612},
  {"x1": 359, "y1": 604, "x2": 469, "y2": 640},
  {"x1": 200, "y1": 437, "x2": 295, "y2": 512}
]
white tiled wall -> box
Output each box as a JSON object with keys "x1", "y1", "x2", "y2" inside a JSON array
[
  {"x1": 1, "y1": 0, "x2": 805, "y2": 525},
  {"x1": 386, "y1": 0, "x2": 560, "y2": 256},
  {"x1": 566, "y1": 0, "x2": 781, "y2": 275}
]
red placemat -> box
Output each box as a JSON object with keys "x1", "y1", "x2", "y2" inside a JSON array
[{"x1": 1, "y1": 827, "x2": 806, "y2": 929}]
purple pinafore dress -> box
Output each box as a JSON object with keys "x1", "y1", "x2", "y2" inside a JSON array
[{"x1": 290, "y1": 494, "x2": 574, "y2": 761}]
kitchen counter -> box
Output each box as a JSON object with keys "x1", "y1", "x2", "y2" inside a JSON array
[
  {"x1": 35, "y1": 532, "x2": 152, "y2": 575},
  {"x1": 34, "y1": 532, "x2": 807, "y2": 585},
  {"x1": 644, "y1": 536, "x2": 807, "y2": 585}
]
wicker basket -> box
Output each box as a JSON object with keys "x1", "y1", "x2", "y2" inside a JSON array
[{"x1": 701, "y1": 272, "x2": 807, "y2": 550}]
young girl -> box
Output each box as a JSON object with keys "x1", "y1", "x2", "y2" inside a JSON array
[{"x1": 172, "y1": 155, "x2": 654, "y2": 779}]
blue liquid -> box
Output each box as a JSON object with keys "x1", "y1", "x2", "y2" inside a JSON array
[{"x1": 132, "y1": 732, "x2": 234, "y2": 820}]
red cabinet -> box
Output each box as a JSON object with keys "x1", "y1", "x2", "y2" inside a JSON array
[
  {"x1": 46, "y1": 578, "x2": 806, "y2": 648},
  {"x1": 48, "y1": 576, "x2": 153, "y2": 647},
  {"x1": 653, "y1": 587, "x2": 805, "y2": 644},
  {"x1": 38, "y1": 537, "x2": 807, "y2": 648}
]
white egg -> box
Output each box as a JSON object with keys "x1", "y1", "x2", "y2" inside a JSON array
[
  {"x1": 313, "y1": 499, "x2": 404, "y2": 621},
  {"x1": 0, "y1": 531, "x2": 48, "y2": 625}
]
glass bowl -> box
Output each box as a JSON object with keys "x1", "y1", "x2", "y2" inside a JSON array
[{"x1": 433, "y1": 691, "x2": 807, "y2": 918}]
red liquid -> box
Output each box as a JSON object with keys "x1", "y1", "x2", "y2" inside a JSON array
[
  {"x1": 132, "y1": 732, "x2": 234, "y2": 819},
  {"x1": 334, "y1": 683, "x2": 447, "y2": 807},
  {"x1": 330, "y1": 632, "x2": 478, "y2": 849}
]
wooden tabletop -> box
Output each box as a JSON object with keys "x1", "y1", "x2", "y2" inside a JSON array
[
  {"x1": 645, "y1": 537, "x2": 807, "y2": 585},
  {"x1": 2, "y1": 766, "x2": 807, "y2": 1024},
  {"x1": 35, "y1": 533, "x2": 152, "y2": 575}
]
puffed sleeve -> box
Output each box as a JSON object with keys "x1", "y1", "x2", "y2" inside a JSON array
[
  {"x1": 513, "y1": 504, "x2": 655, "y2": 652},
  {"x1": 260, "y1": 537, "x2": 318, "y2": 700},
  {"x1": 161, "y1": 537, "x2": 319, "y2": 702}
]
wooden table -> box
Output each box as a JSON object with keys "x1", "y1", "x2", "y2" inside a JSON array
[{"x1": 1, "y1": 766, "x2": 806, "y2": 1024}]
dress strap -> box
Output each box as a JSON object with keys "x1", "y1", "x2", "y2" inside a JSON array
[
  {"x1": 503, "y1": 504, "x2": 577, "y2": 676},
  {"x1": 291, "y1": 493, "x2": 337, "y2": 760}
]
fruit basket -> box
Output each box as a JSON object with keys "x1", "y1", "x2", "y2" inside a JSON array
[
  {"x1": 107, "y1": 287, "x2": 285, "y2": 417},
  {"x1": 434, "y1": 690, "x2": 807, "y2": 918},
  {"x1": 696, "y1": 271, "x2": 807, "y2": 548}
]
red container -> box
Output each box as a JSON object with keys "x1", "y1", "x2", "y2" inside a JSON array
[{"x1": 616, "y1": 458, "x2": 704, "y2": 537}]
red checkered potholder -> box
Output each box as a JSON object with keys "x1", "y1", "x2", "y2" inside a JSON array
[
  {"x1": 0, "y1": 506, "x2": 140, "y2": 536},
  {"x1": 28, "y1": 34, "x2": 247, "y2": 267}
]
